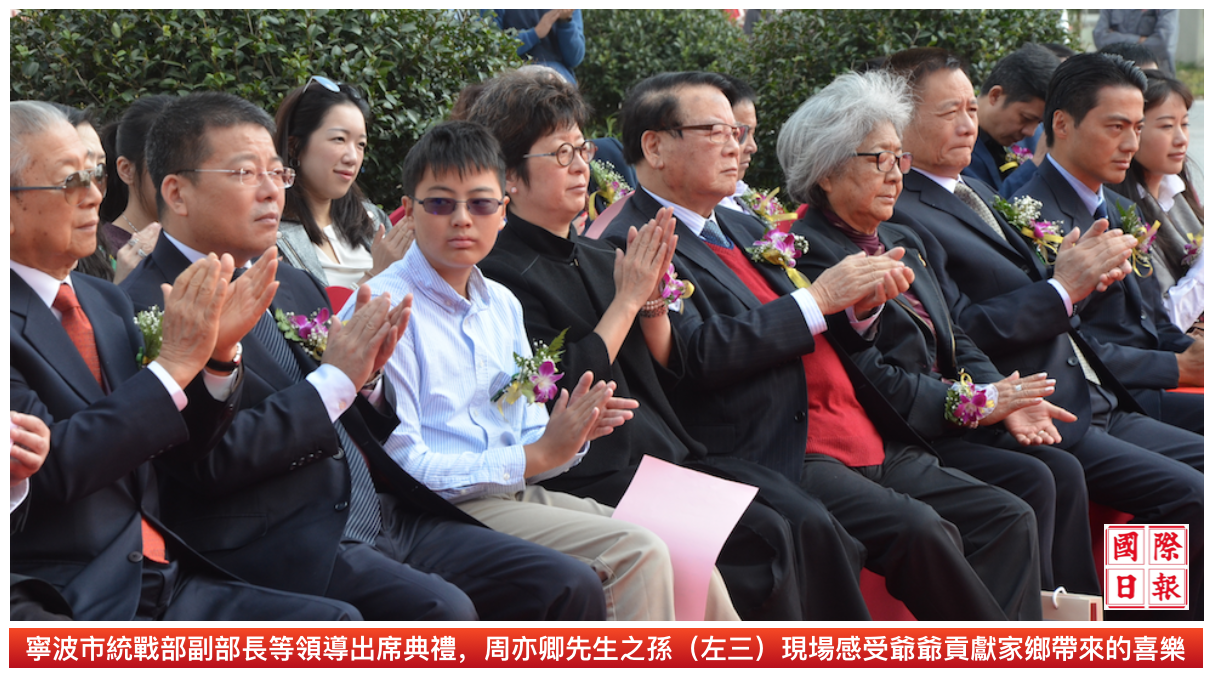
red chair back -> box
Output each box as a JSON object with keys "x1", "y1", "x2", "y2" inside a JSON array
[{"x1": 326, "y1": 286, "x2": 354, "y2": 312}]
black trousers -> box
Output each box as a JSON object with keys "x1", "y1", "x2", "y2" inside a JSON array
[
  {"x1": 324, "y1": 494, "x2": 606, "y2": 621},
  {"x1": 939, "y1": 436, "x2": 1100, "y2": 595},
  {"x1": 550, "y1": 456, "x2": 870, "y2": 621},
  {"x1": 801, "y1": 441, "x2": 1041, "y2": 621},
  {"x1": 1071, "y1": 391, "x2": 1204, "y2": 620}
]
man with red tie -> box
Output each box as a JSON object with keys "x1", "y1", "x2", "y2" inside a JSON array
[{"x1": 9, "y1": 100, "x2": 358, "y2": 620}]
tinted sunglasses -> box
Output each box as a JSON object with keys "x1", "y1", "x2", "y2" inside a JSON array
[{"x1": 411, "y1": 196, "x2": 505, "y2": 216}]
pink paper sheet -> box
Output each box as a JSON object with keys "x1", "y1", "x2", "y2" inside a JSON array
[{"x1": 612, "y1": 455, "x2": 758, "y2": 620}]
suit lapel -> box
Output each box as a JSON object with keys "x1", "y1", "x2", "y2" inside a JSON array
[
  {"x1": 879, "y1": 225, "x2": 956, "y2": 370},
  {"x1": 715, "y1": 207, "x2": 796, "y2": 298},
  {"x1": 905, "y1": 171, "x2": 1026, "y2": 262},
  {"x1": 1038, "y1": 160, "x2": 1094, "y2": 231},
  {"x1": 75, "y1": 278, "x2": 141, "y2": 393},
  {"x1": 11, "y1": 272, "x2": 106, "y2": 403}
]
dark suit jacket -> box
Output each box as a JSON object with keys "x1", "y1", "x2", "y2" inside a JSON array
[
  {"x1": 120, "y1": 238, "x2": 480, "y2": 597},
  {"x1": 10, "y1": 270, "x2": 239, "y2": 620},
  {"x1": 892, "y1": 170, "x2": 1142, "y2": 448},
  {"x1": 1014, "y1": 160, "x2": 1193, "y2": 417},
  {"x1": 963, "y1": 130, "x2": 1038, "y2": 198},
  {"x1": 790, "y1": 210, "x2": 1004, "y2": 442},
  {"x1": 480, "y1": 213, "x2": 702, "y2": 495},
  {"x1": 602, "y1": 190, "x2": 927, "y2": 483}
]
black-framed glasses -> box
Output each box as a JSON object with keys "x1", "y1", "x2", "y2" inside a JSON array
[
  {"x1": 854, "y1": 151, "x2": 913, "y2": 174},
  {"x1": 171, "y1": 168, "x2": 296, "y2": 188},
  {"x1": 10, "y1": 163, "x2": 106, "y2": 205},
  {"x1": 523, "y1": 140, "x2": 597, "y2": 167},
  {"x1": 411, "y1": 196, "x2": 505, "y2": 216},
  {"x1": 661, "y1": 123, "x2": 750, "y2": 145}
]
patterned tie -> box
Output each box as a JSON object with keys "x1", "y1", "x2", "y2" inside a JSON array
[
  {"x1": 954, "y1": 181, "x2": 1007, "y2": 242},
  {"x1": 248, "y1": 309, "x2": 382, "y2": 544},
  {"x1": 1093, "y1": 201, "x2": 1108, "y2": 221},
  {"x1": 700, "y1": 214, "x2": 734, "y2": 248},
  {"x1": 52, "y1": 284, "x2": 103, "y2": 387}
]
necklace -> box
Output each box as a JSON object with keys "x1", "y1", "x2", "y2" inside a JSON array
[{"x1": 119, "y1": 215, "x2": 139, "y2": 234}]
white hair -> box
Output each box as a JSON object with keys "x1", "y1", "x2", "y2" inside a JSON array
[
  {"x1": 777, "y1": 70, "x2": 913, "y2": 207},
  {"x1": 11, "y1": 101, "x2": 71, "y2": 187}
]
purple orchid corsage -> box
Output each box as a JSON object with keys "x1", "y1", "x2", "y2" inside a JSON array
[
  {"x1": 492, "y1": 329, "x2": 568, "y2": 411},
  {"x1": 275, "y1": 307, "x2": 333, "y2": 361},
  {"x1": 944, "y1": 372, "x2": 997, "y2": 429}
]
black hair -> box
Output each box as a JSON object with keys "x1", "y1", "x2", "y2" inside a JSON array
[
  {"x1": 1109, "y1": 69, "x2": 1202, "y2": 270},
  {"x1": 1098, "y1": 42, "x2": 1159, "y2": 69},
  {"x1": 717, "y1": 73, "x2": 757, "y2": 106},
  {"x1": 1040, "y1": 43, "x2": 1077, "y2": 62},
  {"x1": 980, "y1": 43, "x2": 1058, "y2": 102},
  {"x1": 883, "y1": 48, "x2": 969, "y2": 93},
  {"x1": 1043, "y1": 52, "x2": 1147, "y2": 146},
  {"x1": 400, "y1": 120, "x2": 506, "y2": 199},
  {"x1": 274, "y1": 78, "x2": 376, "y2": 250},
  {"x1": 466, "y1": 69, "x2": 590, "y2": 188},
  {"x1": 619, "y1": 71, "x2": 736, "y2": 166},
  {"x1": 99, "y1": 95, "x2": 174, "y2": 223},
  {"x1": 145, "y1": 92, "x2": 275, "y2": 218}
]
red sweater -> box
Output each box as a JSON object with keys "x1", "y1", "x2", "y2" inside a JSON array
[{"x1": 706, "y1": 242, "x2": 885, "y2": 467}]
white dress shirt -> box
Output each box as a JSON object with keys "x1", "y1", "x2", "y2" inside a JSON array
[{"x1": 345, "y1": 246, "x2": 586, "y2": 503}]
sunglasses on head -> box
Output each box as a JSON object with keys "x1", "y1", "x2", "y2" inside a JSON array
[
  {"x1": 411, "y1": 196, "x2": 505, "y2": 216},
  {"x1": 305, "y1": 75, "x2": 363, "y2": 101}
]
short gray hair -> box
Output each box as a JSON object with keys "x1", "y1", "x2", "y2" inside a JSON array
[
  {"x1": 777, "y1": 71, "x2": 913, "y2": 207},
  {"x1": 11, "y1": 101, "x2": 70, "y2": 187}
]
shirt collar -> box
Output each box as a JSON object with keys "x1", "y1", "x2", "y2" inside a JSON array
[
  {"x1": 10, "y1": 261, "x2": 72, "y2": 310},
  {"x1": 1046, "y1": 154, "x2": 1104, "y2": 217},
  {"x1": 911, "y1": 167, "x2": 961, "y2": 194},
  {"x1": 1156, "y1": 174, "x2": 1187, "y2": 213},
  {"x1": 162, "y1": 231, "x2": 254, "y2": 268},
  {"x1": 641, "y1": 185, "x2": 720, "y2": 238},
  {"x1": 402, "y1": 242, "x2": 488, "y2": 313}
]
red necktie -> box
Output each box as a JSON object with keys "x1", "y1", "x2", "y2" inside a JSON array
[
  {"x1": 52, "y1": 283, "x2": 168, "y2": 563},
  {"x1": 51, "y1": 283, "x2": 103, "y2": 387}
]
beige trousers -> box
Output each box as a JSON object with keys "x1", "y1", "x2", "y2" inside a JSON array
[{"x1": 457, "y1": 485, "x2": 739, "y2": 621}]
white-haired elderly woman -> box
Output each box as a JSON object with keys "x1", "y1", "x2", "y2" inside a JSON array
[{"x1": 778, "y1": 70, "x2": 1099, "y2": 595}]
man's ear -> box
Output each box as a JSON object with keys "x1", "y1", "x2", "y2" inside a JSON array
[
  {"x1": 400, "y1": 195, "x2": 415, "y2": 218},
  {"x1": 1051, "y1": 109, "x2": 1070, "y2": 147},
  {"x1": 987, "y1": 85, "x2": 1005, "y2": 107},
  {"x1": 160, "y1": 173, "x2": 190, "y2": 218},
  {"x1": 640, "y1": 129, "x2": 665, "y2": 170}
]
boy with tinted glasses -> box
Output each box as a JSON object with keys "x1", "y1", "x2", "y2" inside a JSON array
[{"x1": 342, "y1": 120, "x2": 739, "y2": 621}]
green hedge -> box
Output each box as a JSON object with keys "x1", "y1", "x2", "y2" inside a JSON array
[
  {"x1": 10, "y1": 9, "x2": 523, "y2": 206},
  {"x1": 723, "y1": 9, "x2": 1077, "y2": 192},
  {"x1": 576, "y1": 9, "x2": 744, "y2": 137}
]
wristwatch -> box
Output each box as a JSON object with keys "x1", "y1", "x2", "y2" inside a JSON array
[{"x1": 205, "y1": 342, "x2": 242, "y2": 373}]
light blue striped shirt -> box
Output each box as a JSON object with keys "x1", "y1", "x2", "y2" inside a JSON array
[{"x1": 340, "y1": 246, "x2": 584, "y2": 502}]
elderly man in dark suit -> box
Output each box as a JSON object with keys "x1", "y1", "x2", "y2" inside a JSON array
[
  {"x1": 1013, "y1": 52, "x2": 1202, "y2": 435},
  {"x1": 888, "y1": 49, "x2": 1203, "y2": 619},
  {"x1": 603, "y1": 71, "x2": 1043, "y2": 620},
  {"x1": 121, "y1": 92, "x2": 605, "y2": 621},
  {"x1": 9, "y1": 100, "x2": 358, "y2": 620}
]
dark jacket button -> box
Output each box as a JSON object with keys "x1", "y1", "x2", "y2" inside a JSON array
[
  {"x1": 794, "y1": 411, "x2": 806, "y2": 423},
  {"x1": 333, "y1": 451, "x2": 345, "y2": 460},
  {"x1": 1067, "y1": 357, "x2": 1079, "y2": 366},
  {"x1": 128, "y1": 551, "x2": 143, "y2": 563},
  {"x1": 335, "y1": 501, "x2": 349, "y2": 511}
]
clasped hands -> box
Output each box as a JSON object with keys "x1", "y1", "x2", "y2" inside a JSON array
[
  {"x1": 524, "y1": 372, "x2": 637, "y2": 477},
  {"x1": 808, "y1": 247, "x2": 915, "y2": 319}
]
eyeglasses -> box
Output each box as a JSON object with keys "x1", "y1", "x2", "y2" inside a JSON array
[
  {"x1": 411, "y1": 196, "x2": 505, "y2": 216},
  {"x1": 854, "y1": 151, "x2": 914, "y2": 174},
  {"x1": 661, "y1": 123, "x2": 750, "y2": 145},
  {"x1": 305, "y1": 75, "x2": 364, "y2": 102},
  {"x1": 10, "y1": 163, "x2": 106, "y2": 205},
  {"x1": 172, "y1": 168, "x2": 297, "y2": 188},
  {"x1": 523, "y1": 140, "x2": 597, "y2": 167}
]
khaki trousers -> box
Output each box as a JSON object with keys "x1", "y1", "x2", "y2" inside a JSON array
[{"x1": 458, "y1": 485, "x2": 739, "y2": 621}]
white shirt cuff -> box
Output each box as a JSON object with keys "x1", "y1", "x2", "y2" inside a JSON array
[
  {"x1": 147, "y1": 361, "x2": 188, "y2": 411},
  {"x1": 791, "y1": 287, "x2": 828, "y2": 336},
  {"x1": 306, "y1": 363, "x2": 358, "y2": 423},
  {"x1": 10, "y1": 479, "x2": 29, "y2": 513},
  {"x1": 1047, "y1": 278, "x2": 1074, "y2": 315},
  {"x1": 201, "y1": 366, "x2": 240, "y2": 401}
]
